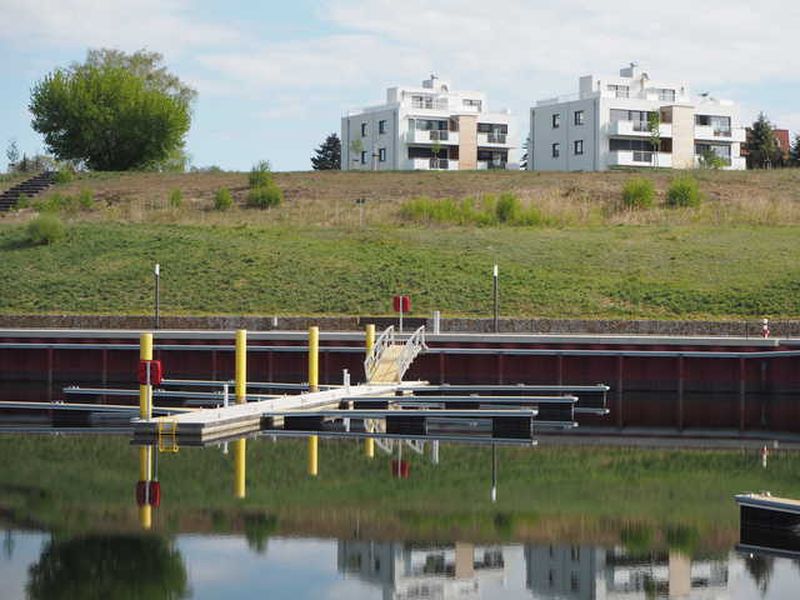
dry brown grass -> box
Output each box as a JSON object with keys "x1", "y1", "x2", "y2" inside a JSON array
[{"x1": 8, "y1": 168, "x2": 800, "y2": 228}]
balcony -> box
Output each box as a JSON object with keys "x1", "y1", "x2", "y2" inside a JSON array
[
  {"x1": 410, "y1": 98, "x2": 449, "y2": 111},
  {"x1": 477, "y1": 160, "x2": 507, "y2": 170},
  {"x1": 409, "y1": 158, "x2": 456, "y2": 170},
  {"x1": 477, "y1": 132, "x2": 509, "y2": 146},
  {"x1": 406, "y1": 130, "x2": 458, "y2": 144},
  {"x1": 609, "y1": 120, "x2": 672, "y2": 137},
  {"x1": 608, "y1": 150, "x2": 673, "y2": 168},
  {"x1": 694, "y1": 125, "x2": 745, "y2": 142}
]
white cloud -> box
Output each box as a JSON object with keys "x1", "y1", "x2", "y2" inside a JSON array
[{"x1": 0, "y1": 0, "x2": 243, "y2": 56}]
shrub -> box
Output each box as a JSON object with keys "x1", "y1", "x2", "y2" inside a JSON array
[
  {"x1": 666, "y1": 175, "x2": 702, "y2": 208},
  {"x1": 214, "y1": 187, "x2": 233, "y2": 210},
  {"x1": 495, "y1": 193, "x2": 522, "y2": 223},
  {"x1": 247, "y1": 183, "x2": 282, "y2": 208},
  {"x1": 53, "y1": 168, "x2": 74, "y2": 184},
  {"x1": 26, "y1": 213, "x2": 65, "y2": 245},
  {"x1": 248, "y1": 160, "x2": 273, "y2": 188},
  {"x1": 77, "y1": 188, "x2": 94, "y2": 209},
  {"x1": 168, "y1": 188, "x2": 183, "y2": 208},
  {"x1": 622, "y1": 177, "x2": 655, "y2": 209}
]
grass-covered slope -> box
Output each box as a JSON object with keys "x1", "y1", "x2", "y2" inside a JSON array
[
  {"x1": 0, "y1": 221, "x2": 798, "y2": 318},
  {"x1": 1, "y1": 169, "x2": 799, "y2": 319}
]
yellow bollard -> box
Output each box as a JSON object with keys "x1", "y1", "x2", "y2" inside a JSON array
[
  {"x1": 139, "y1": 505, "x2": 152, "y2": 530},
  {"x1": 234, "y1": 438, "x2": 246, "y2": 498},
  {"x1": 308, "y1": 435, "x2": 318, "y2": 477},
  {"x1": 138, "y1": 333, "x2": 154, "y2": 529},
  {"x1": 365, "y1": 323, "x2": 375, "y2": 356},
  {"x1": 138, "y1": 445, "x2": 152, "y2": 530},
  {"x1": 235, "y1": 329, "x2": 247, "y2": 404},
  {"x1": 364, "y1": 324, "x2": 376, "y2": 458},
  {"x1": 308, "y1": 326, "x2": 319, "y2": 393},
  {"x1": 139, "y1": 333, "x2": 153, "y2": 419}
]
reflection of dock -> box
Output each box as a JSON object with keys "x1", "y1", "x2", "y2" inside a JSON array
[
  {"x1": 525, "y1": 544, "x2": 729, "y2": 599},
  {"x1": 736, "y1": 493, "x2": 800, "y2": 554},
  {"x1": 338, "y1": 541, "x2": 504, "y2": 600}
]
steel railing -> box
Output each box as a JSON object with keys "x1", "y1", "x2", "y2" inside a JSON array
[
  {"x1": 364, "y1": 325, "x2": 395, "y2": 381},
  {"x1": 395, "y1": 326, "x2": 427, "y2": 381}
]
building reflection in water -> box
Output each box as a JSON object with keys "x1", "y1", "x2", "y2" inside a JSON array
[
  {"x1": 338, "y1": 541, "x2": 505, "y2": 600},
  {"x1": 525, "y1": 544, "x2": 729, "y2": 599}
]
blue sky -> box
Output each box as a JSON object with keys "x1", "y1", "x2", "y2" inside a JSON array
[{"x1": 1, "y1": 0, "x2": 798, "y2": 172}]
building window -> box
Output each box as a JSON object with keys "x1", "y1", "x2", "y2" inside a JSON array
[
  {"x1": 552, "y1": 143, "x2": 560, "y2": 158},
  {"x1": 659, "y1": 88, "x2": 676, "y2": 102},
  {"x1": 378, "y1": 120, "x2": 387, "y2": 134},
  {"x1": 360, "y1": 122, "x2": 367, "y2": 137},
  {"x1": 552, "y1": 113, "x2": 560, "y2": 128},
  {"x1": 570, "y1": 573, "x2": 579, "y2": 592},
  {"x1": 360, "y1": 151, "x2": 367, "y2": 164},
  {"x1": 607, "y1": 84, "x2": 629, "y2": 98},
  {"x1": 463, "y1": 98, "x2": 482, "y2": 111},
  {"x1": 574, "y1": 110, "x2": 585, "y2": 126},
  {"x1": 378, "y1": 148, "x2": 386, "y2": 162},
  {"x1": 574, "y1": 140, "x2": 584, "y2": 155}
]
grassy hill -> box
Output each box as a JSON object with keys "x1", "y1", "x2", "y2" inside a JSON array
[{"x1": 0, "y1": 169, "x2": 799, "y2": 319}]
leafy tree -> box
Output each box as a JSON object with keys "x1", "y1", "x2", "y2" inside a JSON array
[
  {"x1": 6, "y1": 139, "x2": 19, "y2": 171},
  {"x1": 29, "y1": 49, "x2": 194, "y2": 171},
  {"x1": 746, "y1": 113, "x2": 779, "y2": 169},
  {"x1": 698, "y1": 148, "x2": 726, "y2": 169},
  {"x1": 311, "y1": 133, "x2": 341, "y2": 170},
  {"x1": 27, "y1": 534, "x2": 188, "y2": 599},
  {"x1": 648, "y1": 112, "x2": 661, "y2": 167},
  {"x1": 519, "y1": 135, "x2": 530, "y2": 170},
  {"x1": 791, "y1": 134, "x2": 800, "y2": 167}
]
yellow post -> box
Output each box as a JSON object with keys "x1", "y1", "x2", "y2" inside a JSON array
[
  {"x1": 235, "y1": 329, "x2": 247, "y2": 404},
  {"x1": 138, "y1": 333, "x2": 154, "y2": 529},
  {"x1": 138, "y1": 445, "x2": 153, "y2": 530},
  {"x1": 139, "y1": 333, "x2": 153, "y2": 419},
  {"x1": 234, "y1": 438, "x2": 246, "y2": 498},
  {"x1": 364, "y1": 324, "x2": 375, "y2": 458},
  {"x1": 307, "y1": 326, "x2": 320, "y2": 476},
  {"x1": 308, "y1": 326, "x2": 319, "y2": 392},
  {"x1": 139, "y1": 504, "x2": 152, "y2": 530},
  {"x1": 308, "y1": 435, "x2": 318, "y2": 476}
]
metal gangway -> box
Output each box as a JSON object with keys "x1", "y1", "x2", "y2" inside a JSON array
[{"x1": 364, "y1": 325, "x2": 427, "y2": 384}]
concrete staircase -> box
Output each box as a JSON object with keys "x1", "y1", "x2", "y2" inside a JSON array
[{"x1": 0, "y1": 171, "x2": 56, "y2": 212}]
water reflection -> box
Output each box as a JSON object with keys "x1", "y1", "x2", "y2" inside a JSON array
[
  {"x1": 525, "y1": 545, "x2": 729, "y2": 599},
  {"x1": 26, "y1": 534, "x2": 188, "y2": 599},
  {"x1": 3, "y1": 530, "x2": 800, "y2": 599},
  {"x1": 338, "y1": 541, "x2": 505, "y2": 599}
]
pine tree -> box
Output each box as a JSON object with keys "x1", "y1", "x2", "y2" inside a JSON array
[
  {"x1": 746, "y1": 113, "x2": 778, "y2": 169},
  {"x1": 311, "y1": 133, "x2": 341, "y2": 170},
  {"x1": 791, "y1": 134, "x2": 800, "y2": 167}
]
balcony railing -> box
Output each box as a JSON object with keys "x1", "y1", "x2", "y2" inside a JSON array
[
  {"x1": 487, "y1": 133, "x2": 507, "y2": 144},
  {"x1": 429, "y1": 130, "x2": 449, "y2": 142},
  {"x1": 713, "y1": 129, "x2": 732, "y2": 137},
  {"x1": 632, "y1": 151, "x2": 653, "y2": 163},
  {"x1": 411, "y1": 99, "x2": 449, "y2": 110},
  {"x1": 633, "y1": 121, "x2": 649, "y2": 132},
  {"x1": 429, "y1": 158, "x2": 449, "y2": 170}
]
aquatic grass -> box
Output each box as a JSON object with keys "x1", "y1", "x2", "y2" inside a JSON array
[{"x1": 3, "y1": 436, "x2": 800, "y2": 548}]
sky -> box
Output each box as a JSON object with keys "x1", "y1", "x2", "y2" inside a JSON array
[{"x1": 0, "y1": 0, "x2": 799, "y2": 172}]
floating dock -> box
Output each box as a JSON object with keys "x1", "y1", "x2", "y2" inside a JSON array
[{"x1": 736, "y1": 493, "x2": 800, "y2": 554}]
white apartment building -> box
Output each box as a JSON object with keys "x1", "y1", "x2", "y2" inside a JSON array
[
  {"x1": 342, "y1": 75, "x2": 515, "y2": 171},
  {"x1": 528, "y1": 64, "x2": 746, "y2": 172}
]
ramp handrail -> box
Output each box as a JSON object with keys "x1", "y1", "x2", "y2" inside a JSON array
[
  {"x1": 364, "y1": 325, "x2": 395, "y2": 381},
  {"x1": 395, "y1": 326, "x2": 427, "y2": 381}
]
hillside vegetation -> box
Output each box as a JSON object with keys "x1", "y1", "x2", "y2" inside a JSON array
[{"x1": 0, "y1": 169, "x2": 798, "y2": 319}]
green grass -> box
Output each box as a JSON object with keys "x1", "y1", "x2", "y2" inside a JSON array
[
  {"x1": 0, "y1": 221, "x2": 799, "y2": 318},
  {"x1": 1, "y1": 436, "x2": 798, "y2": 548}
]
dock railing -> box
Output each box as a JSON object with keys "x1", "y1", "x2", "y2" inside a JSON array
[
  {"x1": 395, "y1": 326, "x2": 427, "y2": 381},
  {"x1": 364, "y1": 325, "x2": 395, "y2": 381}
]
